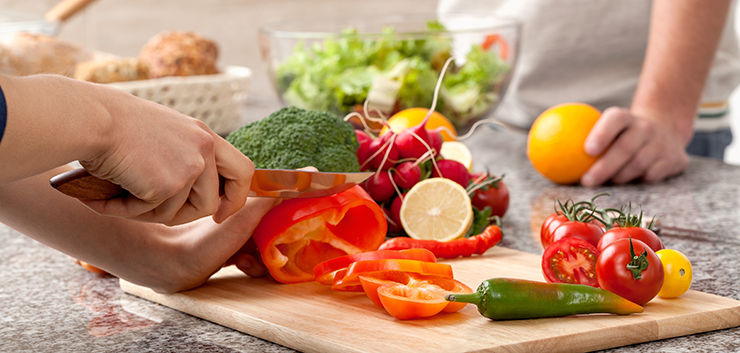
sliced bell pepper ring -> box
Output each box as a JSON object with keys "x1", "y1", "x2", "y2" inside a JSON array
[
  {"x1": 358, "y1": 272, "x2": 473, "y2": 314},
  {"x1": 330, "y1": 268, "x2": 362, "y2": 292},
  {"x1": 419, "y1": 275, "x2": 474, "y2": 313},
  {"x1": 331, "y1": 259, "x2": 453, "y2": 292},
  {"x1": 378, "y1": 284, "x2": 449, "y2": 320},
  {"x1": 481, "y1": 34, "x2": 509, "y2": 61},
  {"x1": 313, "y1": 249, "x2": 437, "y2": 285},
  {"x1": 251, "y1": 186, "x2": 387, "y2": 284},
  {"x1": 358, "y1": 272, "x2": 412, "y2": 307}
]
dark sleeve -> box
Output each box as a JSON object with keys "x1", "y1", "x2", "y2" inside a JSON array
[{"x1": 0, "y1": 84, "x2": 6, "y2": 145}]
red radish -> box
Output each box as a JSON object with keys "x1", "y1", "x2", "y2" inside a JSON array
[
  {"x1": 428, "y1": 128, "x2": 444, "y2": 157},
  {"x1": 432, "y1": 159, "x2": 471, "y2": 188},
  {"x1": 384, "y1": 206, "x2": 404, "y2": 234},
  {"x1": 390, "y1": 194, "x2": 405, "y2": 227},
  {"x1": 387, "y1": 222, "x2": 404, "y2": 234},
  {"x1": 394, "y1": 114, "x2": 435, "y2": 160},
  {"x1": 368, "y1": 133, "x2": 399, "y2": 171},
  {"x1": 393, "y1": 162, "x2": 421, "y2": 189},
  {"x1": 364, "y1": 172, "x2": 395, "y2": 202},
  {"x1": 356, "y1": 130, "x2": 373, "y2": 169}
]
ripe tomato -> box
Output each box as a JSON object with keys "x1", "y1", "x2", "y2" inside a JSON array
[
  {"x1": 596, "y1": 238, "x2": 664, "y2": 305},
  {"x1": 470, "y1": 178, "x2": 510, "y2": 218},
  {"x1": 550, "y1": 220, "x2": 604, "y2": 248},
  {"x1": 597, "y1": 226, "x2": 664, "y2": 253},
  {"x1": 540, "y1": 211, "x2": 568, "y2": 248},
  {"x1": 656, "y1": 249, "x2": 693, "y2": 298},
  {"x1": 541, "y1": 237, "x2": 600, "y2": 287}
]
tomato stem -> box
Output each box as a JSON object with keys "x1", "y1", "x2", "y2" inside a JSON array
[
  {"x1": 609, "y1": 202, "x2": 661, "y2": 231},
  {"x1": 556, "y1": 193, "x2": 609, "y2": 224},
  {"x1": 626, "y1": 236, "x2": 650, "y2": 280},
  {"x1": 466, "y1": 171, "x2": 505, "y2": 195}
]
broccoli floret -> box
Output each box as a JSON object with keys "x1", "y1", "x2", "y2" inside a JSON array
[{"x1": 226, "y1": 106, "x2": 360, "y2": 172}]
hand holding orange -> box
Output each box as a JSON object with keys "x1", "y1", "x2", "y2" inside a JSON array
[{"x1": 527, "y1": 103, "x2": 602, "y2": 185}]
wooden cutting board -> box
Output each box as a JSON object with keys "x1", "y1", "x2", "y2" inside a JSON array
[{"x1": 120, "y1": 247, "x2": 740, "y2": 353}]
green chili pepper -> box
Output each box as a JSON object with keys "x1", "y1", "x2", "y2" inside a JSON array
[{"x1": 445, "y1": 278, "x2": 643, "y2": 320}]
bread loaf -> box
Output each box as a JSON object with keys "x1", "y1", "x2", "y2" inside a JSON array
[
  {"x1": 0, "y1": 31, "x2": 222, "y2": 83},
  {"x1": 138, "y1": 31, "x2": 219, "y2": 78},
  {"x1": 74, "y1": 57, "x2": 149, "y2": 83},
  {"x1": 0, "y1": 33, "x2": 91, "y2": 77}
]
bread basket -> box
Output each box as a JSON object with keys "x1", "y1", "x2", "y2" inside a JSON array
[{"x1": 106, "y1": 66, "x2": 252, "y2": 136}]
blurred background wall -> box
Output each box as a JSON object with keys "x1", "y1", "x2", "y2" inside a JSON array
[{"x1": 2, "y1": 0, "x2": 740, "y2": 165}]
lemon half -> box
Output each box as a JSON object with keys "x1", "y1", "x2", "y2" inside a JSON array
[
  {"x1": 400, "y1": 178, "x2": 473, "y2": 242},
  {"x1": 440, "y1": 141, "x2": 473, "y2": 172}
]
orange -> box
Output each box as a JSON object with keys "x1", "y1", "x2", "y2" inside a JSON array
[
  {"x1": 380, "y1": 108, "x2": 458, "y2": 142},
  {"x1": 527, "y1": 103, "x2": 602, "y2": 185}
]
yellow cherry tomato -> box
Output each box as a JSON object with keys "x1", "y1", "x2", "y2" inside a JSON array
[{"x1": 655, "y1": 249, "x2": 693, "y2": 298}]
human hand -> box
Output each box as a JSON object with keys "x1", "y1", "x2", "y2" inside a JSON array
[
  {"x1": 0, "y1": 162, "x2": 276, "y2": 294},
  {"x1": 219, "y1": 166, "x2": 321, "y2": 280},
  {"x1": 78, "y1": 90, "x2": 253, "y2": 226},
  {"x1": 160, "y1": 195, "x2": 281, "y2": 292},
  {"x1": 159, "y1": 166, "x2": 320, "y2": 292},
  {"x1": 580, "y1": 107, "x2": 690, "y2": 186}
]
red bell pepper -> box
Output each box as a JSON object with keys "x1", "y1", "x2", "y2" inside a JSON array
[
  {"x1": 251, "y1": 186, "x2": 387, "y2": 284},
  {"x1": 313, "y1": 248, "x2": 437, "y2": 285},
  {"x1": 331, "y1": 259, "x2": 454, "y2": 292}
]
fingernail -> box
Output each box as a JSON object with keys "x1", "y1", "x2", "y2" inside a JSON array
[
  {"x1": 581, "y1": 174, "x2": 594, "y2": 186},
  {"x1": 237, "y1": 257, "x2": 253, "y2": 270},
  {"x1": 584, "y1": 140, "x2": 599, "y2": 157}
]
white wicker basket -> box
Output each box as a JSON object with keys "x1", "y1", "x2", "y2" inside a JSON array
[{"x1": 106, "y1": 66, "x2": 252, "y2": 135}]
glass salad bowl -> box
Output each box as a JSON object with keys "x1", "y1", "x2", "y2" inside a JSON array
[{"x1": 258, "y1": 13, "x2": 520, "y2": 133}]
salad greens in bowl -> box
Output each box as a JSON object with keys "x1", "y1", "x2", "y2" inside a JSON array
[{"x1": 258, "y1": 13, "x2": 520, "y2": 132}]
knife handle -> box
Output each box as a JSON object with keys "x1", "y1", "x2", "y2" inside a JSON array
[{"x1": 50, "y1": 168, "x2": 128, "y2": 200}]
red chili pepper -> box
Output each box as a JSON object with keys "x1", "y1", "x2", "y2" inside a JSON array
[
  {"x1": 377, "y1": 225, "x2": 503, "y2": 259},
  {"x1": 251, "y1": 186, "x2": 387, "y2": 284}
]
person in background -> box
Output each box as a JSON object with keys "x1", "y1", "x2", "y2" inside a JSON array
[
  {"x1": 439, "y1": 0, "x2": 740, "y2": 186},
  {"x1": 0, "y1": 73, "x2": 271, "y2": 293}
]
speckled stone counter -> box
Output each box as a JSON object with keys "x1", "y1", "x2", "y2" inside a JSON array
[{"x1": 3, "y1": 126, "x2": 740, "y2": 353}]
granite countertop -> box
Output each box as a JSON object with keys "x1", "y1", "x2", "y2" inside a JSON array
[{"x1": 2, "y1": 124, "x2": 740, "y2": 352}]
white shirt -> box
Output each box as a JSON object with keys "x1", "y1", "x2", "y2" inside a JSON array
[{"x1": 438, "y1": 0, "x2": 740, "y2": 131}]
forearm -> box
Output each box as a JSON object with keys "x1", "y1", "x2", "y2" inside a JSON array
[
  {"x1": 632, "y1": 0, "x2": 731, "y2": 145},
  {"x1": 0, "y1": 74, "x2": 118, "y2": 184},
  {"x1": 0, "y1": 164, "x2": 276, "y2": 293},
  {"x1": 0, "y1": 165, "x2": 182, "y2": 291}
]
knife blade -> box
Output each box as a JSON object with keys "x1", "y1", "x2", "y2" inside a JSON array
[{"x1": 50, "y1": 168, "x2": 374, "y2": 200}]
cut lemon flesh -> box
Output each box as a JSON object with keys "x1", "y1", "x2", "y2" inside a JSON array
[
  {"x1": 440, "y1": 141, "x2": 473, "y2": 172},
  {"x1": 400, "y1": 178, "x2": 473, "y2": 242}
]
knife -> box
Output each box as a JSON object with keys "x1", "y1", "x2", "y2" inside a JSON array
[{"x1": 50, "y1": 168, "x2": 374, "y2": 200}]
